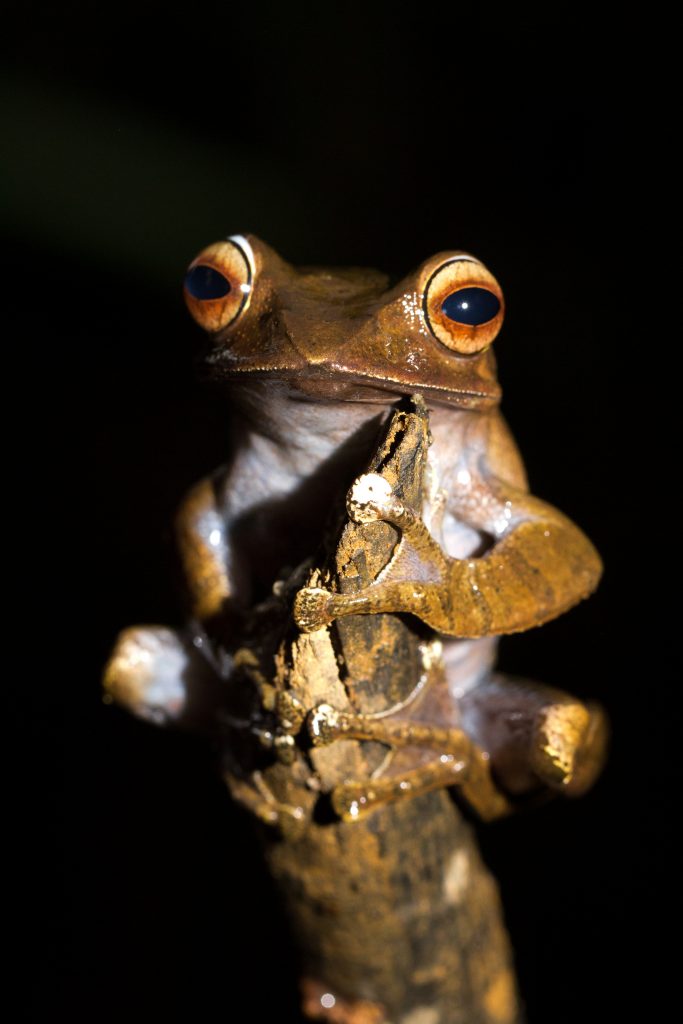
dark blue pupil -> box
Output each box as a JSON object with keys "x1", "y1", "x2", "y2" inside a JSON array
[
  {"x1": 441, "y1": 287, "x2": 500, "y2": 326},
  {"x1": 185, "y1": 265, "x2": 231, "y2": 300}
]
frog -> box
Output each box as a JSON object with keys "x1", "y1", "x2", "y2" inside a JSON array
[
  {"x1": 103, "y1": 235, "x2": 608, "y2": 1024},
  {"x1": 104, "y1": 233, "x2": 607, "y2": 814}
]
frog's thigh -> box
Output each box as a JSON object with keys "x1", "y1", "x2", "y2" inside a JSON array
[
  {"x1": 458, "y1": 672, "x2": 608, "y2": 797},
  {"x1": 103, "y1": 625, "x2": 223, "y2": 732}
]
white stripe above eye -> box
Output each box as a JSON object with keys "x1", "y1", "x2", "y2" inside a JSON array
[
  {"x1": 228, "y1": 234, "x2": 256, "y2": 279},
  {"x1": 447, "y1": 254, "x2": 480, "y2": 265}
]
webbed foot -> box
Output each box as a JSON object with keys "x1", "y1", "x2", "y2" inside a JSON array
[
  {"x1": 293, "y1": 587, "x2": 336, "y2": 633},
  {"x1": 346, "y1": 472, "x2": 397, "y2": 523},
  {"x1": 531, "y1": 700, "x2": 608, "y2": 795}
]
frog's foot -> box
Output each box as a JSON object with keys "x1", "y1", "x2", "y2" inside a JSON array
[
  {"x1": 276, "y1": 690, "x2": 307, "y2": 735},
  {"x1": 346, "y1": 472, "x2": 397, "y2": 523},
  {"x1": 226, "y1": 770, "x2": 308, "y2": 840},
  {"x1": 530, "y1": 700, "x2": 609, "y2": 796},
  {"x1": 293, "y1": 586, "x2": 337, "y2": 632},
  {"x1": 103, "y1": 624, "x2": 223, "y2": 731},
  {"x1": 308, "y1": 703, "x2": 343, "y2": 745}
]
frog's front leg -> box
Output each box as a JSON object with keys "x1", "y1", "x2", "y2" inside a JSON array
[
  {"x1": 307, "y1": 703, "x2": 512, "y2": 822},
  {"x1": 294, "y1": 469, "x2": 602, "y2": 639},
  {"x1": 293, "y1": 472, "x2": 451, "y2": 631}
]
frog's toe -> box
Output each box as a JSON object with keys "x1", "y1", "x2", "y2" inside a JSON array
[
  {"x1": 562, "y1": 701, "x2": 609, "y2": 796},
  {"x1": 103, "y1": 625, "x2": 188, "y2": 725},
  {"x1": 531, "y1": 700, "x2": 609, "y2": 795},
  {"x1": 347, "y1": 472, "x2": 394, "y2": 523},
  {"x1": 293, "y1": 587, "x2": 335, "y2": 632},
  {"x1": 307, "y1": 703, "x2": 341, "y2": 745}
]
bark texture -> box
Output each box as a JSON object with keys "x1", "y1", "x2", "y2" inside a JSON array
[{"x1": 258, "y1": 397, "x2": 521, "y2": 1024}]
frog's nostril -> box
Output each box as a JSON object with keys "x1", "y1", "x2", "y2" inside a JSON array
[{"x1": 184, "y1": 265, "x2": 231, "y2": 300}]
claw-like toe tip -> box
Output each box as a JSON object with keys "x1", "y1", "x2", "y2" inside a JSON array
[
  {"x1": 293, "y1": 587, "x2": 333, "y2": 633},
  {"x1": 531, "y1": 700, "x2": 609, "y2": 795},
  {"x1": 347, "y1": 472, "x2": 394, "y2": 523},
  {"x1": 308, "y1": 703, "x2": 339, "y2": 745}
]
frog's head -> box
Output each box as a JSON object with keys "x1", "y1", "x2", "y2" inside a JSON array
[{"x1": 183, "y1": 235, "x2": 504, "y2": 409}]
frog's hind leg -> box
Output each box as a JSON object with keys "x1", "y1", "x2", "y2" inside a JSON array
[
  {"x1": 330, "y1": 747, "x2": 511, "y2": 823},
  {"x1": 459, "y1": 672, "x2": 609, "y2": 798},
  {"x1": 103, "y1": 624, "x2": 225, "y2": 733},
  {"x1": 307, "y1": 704, "x2": 512, "y2": 822}
]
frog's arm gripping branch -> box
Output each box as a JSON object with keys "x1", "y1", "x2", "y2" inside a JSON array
[{"x1": 294, "y1": 470, "x2": 602, "y2": 639}]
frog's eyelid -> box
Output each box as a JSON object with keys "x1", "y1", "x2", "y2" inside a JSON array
[
  {"x1": 422, "y1": 255, "x2": 490, "y2": 299},
  {"x1": 227, "y1": 234, "x2": 256, "y2": 282},
  {"x1": 422, "y1": 254, "x2": 483, "y2": 287}
]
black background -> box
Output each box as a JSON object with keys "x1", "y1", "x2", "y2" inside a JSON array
[{"x1": 8, "y1": 6, "x2": 669, "y2": 1023}]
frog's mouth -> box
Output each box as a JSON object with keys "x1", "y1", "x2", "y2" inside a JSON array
[
  {"x1": 200, "y1": 310, "x2": 503, "y2": 409},
  {"x1": 329, "y1": 369, "x2": 502, "y2": 410},
  {"x1": 200, "y1": 360, "x2": 501, "y2": 410}
]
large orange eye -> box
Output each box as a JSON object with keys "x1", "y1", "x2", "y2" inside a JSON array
[
  {"x1": 423, "y1": 256, "x2": 504, "y2": 354},
  {"x1": 183, "y1": 236, "x2": 254, "y2": 332}
]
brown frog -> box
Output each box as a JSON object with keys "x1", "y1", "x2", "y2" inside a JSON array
[
  {"x1": 105, "y1": 234, "x2": 605, "y2": 804},
  {"x1": 103, "y1": 235, "x2": 607, "y2": 1024}
]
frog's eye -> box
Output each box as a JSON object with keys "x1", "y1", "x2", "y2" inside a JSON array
[
  {"x1": 423, "y1": 256, "x2": 504, "y2": 354},
  {"x1": 183, "y1": 236, "x2": 254, "y2": 332}
]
